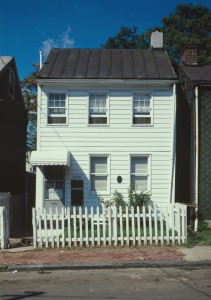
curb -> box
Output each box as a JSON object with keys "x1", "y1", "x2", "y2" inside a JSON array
[{"x1": 1, "y1": 260, "x2": 211, "y2": 272}]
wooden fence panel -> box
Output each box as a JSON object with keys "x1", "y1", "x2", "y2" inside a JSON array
[{"x1": 32, "y1": 204, "x2": 188, "y2": 248}]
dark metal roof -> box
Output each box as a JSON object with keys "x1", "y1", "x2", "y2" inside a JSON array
[
  {"x1": 180, "y1": 64, "x2": 211, "y2": 85},
  {"x1": 37, "y1": 48, "x2": 176, "y2": 80}
]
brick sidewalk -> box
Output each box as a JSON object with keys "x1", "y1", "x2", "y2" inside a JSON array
[{"x1": 0, "y1": 246, "x2": 184, "y2": 266}]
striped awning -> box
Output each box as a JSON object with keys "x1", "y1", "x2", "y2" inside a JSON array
[{"x1": 30, "y1": 151, "x2": 70, "y2": 167}]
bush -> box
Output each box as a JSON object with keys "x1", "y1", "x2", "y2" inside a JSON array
[
  {"x1": 98, "y1": 187, "x2": 151, "y2": 212},
  {"x1": 98, "y1": 190, "x2": 126, "y2": 211},
  {"x1": 128, "y1": 187, "x2": 151, "y2": 209},
  {"x1": 186, "y1": 220, "x2": 211, "y2": 247}
]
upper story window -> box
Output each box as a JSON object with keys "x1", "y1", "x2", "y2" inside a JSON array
[
  {"x1": 133, "y1": 93, "x2": 152, "y2": 125},
  {"x1": 8, "y1": 68, "x2": 15, "y2": 100},
  {"x1": 89, "y1": 93, "x2": 108, "y2": 125},
  {"x1": 48, "y1": 93, "x2": 67, "y2": 124},
  {"x1": 131, "y1": 156, "x2": 150, "y2": 192}
]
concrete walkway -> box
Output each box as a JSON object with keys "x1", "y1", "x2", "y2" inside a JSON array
[
  {"x1": 179, "y1": 246, "x2": 211, "y2": 261},
  {"x1": 0, "y1": 244, "x2": 211, "y2": 272}
]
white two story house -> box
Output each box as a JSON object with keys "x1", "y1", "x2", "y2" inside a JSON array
[{"x1": 31, "y1": 40, "x2": 177, "y2": 212}]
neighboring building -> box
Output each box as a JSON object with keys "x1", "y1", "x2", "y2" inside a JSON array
[
  {"x1": 0, "y1": 56, "x2": 27, "y2": 194},
  {"x1": 0, "y1": 56, "x2": 28, "y2": 235},
  {"x1": 177, "y1": 47, "x2": 211, "y2": 223},
  {"x1": 31, "y1": 38, "x2": 177, "y2": 212}
]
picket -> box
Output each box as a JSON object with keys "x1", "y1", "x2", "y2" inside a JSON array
[{"x1": 32, "y1": 203, "x2": 187, "y2": 248}]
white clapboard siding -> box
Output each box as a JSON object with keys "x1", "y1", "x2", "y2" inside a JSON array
[
  {"x1": 33, "y1": 204, "x2": 187, "y2": 248},
  {"x1": 37, "y1": 86, "x2": 175, "y2": 209}
]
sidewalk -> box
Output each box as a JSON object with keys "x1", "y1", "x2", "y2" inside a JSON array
[{"x1": 1, "y1": 244, "x2": 211, "y2": 272}]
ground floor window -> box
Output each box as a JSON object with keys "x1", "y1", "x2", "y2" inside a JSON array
[
  {"x1": 131, "y1": 156, "x2": 150, "y2": 191},
  {"x1": 44, "y1": 166, "x2": 65, "y2": 201},
  {"x1": 90, "y1": 156, "x2": 108, "y2": 192}
]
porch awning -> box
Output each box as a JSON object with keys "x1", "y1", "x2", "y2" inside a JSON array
[{"x1": 30, "y1": 151, "x2": 70, "y2": 167}]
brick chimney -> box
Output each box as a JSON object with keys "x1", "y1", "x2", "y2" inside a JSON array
[{"x1": 180, "y1": 46, "x2": 198, "y2": 66}]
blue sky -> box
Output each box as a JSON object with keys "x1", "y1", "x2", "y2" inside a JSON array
[{"x1": 1, "y1": 0, "x2": 211, "y2": 80}]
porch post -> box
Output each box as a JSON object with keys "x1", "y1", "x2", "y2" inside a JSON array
[{"x1": 35, "y1": 166, "x2": 45, "y2": 210}]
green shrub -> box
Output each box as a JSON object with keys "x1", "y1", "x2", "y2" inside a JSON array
[
  {"x1": 186, "y1": 219, "x2": 211, "y2": 247},
  {"x1": 128, "y1": 187, "x2": 151, "y2": 209},
  {"x1": 98, "y1": 188, "x2": 151, "y2": 212},
  {"x1": 198, "y1": 219, "x2": 209, "y2": 232},
  {"x1": 98, "y1": 190, "x2": 126, "y2": 211}
]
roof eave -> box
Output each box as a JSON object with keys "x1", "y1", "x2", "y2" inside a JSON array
[{"x1": 37, "y1": 78, "x2": 178, "y2": 87}]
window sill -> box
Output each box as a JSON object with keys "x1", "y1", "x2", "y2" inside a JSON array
[
  {"x1": 87, "y1": 124, "x2": 110, "y2": 127},
  {"x1": 131, "y1": 124, "x2": 154, "y2": 127},
  {"x1": 46, "y1": 124, "x2": 69, "y2": 126}
]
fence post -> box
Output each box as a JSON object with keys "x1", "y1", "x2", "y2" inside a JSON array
[
  {"x1": 1, "y1": 207, "x2": 5, "y2": 249},
  {"x1": 119, "y1": 206, "x2": 124, "y2": 246},
  {"x1": 143, "y1": 206, "x2": 147, "y2": 246},
  {"x1": 32, "y1": 207, "x2": 37, "y2": 248},
  {"x1": 131, "y1": 206, "x2": 135, "y2": 246}
]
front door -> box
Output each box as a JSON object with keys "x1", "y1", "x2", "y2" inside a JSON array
[{"x1": 71, "y1": 180, "x2": 84, "y2": 206}]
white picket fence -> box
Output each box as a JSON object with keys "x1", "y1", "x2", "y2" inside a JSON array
[
  {"x1": 0, "y1": 206, "x2": 9, "y2": 249},
  {"x1": 33, "y1": 203, "x2": 187, "y2": 248}
]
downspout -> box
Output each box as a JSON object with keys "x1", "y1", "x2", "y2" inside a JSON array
[
  {"x1": 170, "y1": 83, "x2": 176, "y2": 203},
  {"x1": 194, "y1": 86, "x2": 199, "y2": 231}
]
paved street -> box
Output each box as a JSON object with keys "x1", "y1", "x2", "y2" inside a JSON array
[{"x1": 0, "y1": 267, "x2": 211, "y2": 299}]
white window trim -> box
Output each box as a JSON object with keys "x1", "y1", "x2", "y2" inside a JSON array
[
  {"x1": 129, "y1": 154, "x2": 151, "y2": 193},
  {"x1": 87, "y1": 91, "x2": 109, "y2": 126},
  {"x1": 89, "y1": 154, "x2": 110, "y2": 195},
  {"x1": 47, "y1": 90, "x2": 68, "y2": 126},
  {"x1": 132, "y1": 91, "x2": 154, "y2": 126}
]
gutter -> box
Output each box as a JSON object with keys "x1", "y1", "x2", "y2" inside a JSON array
[
  {"x1": 36, "y1": 78, "x2": 178, "y2": 87},
  {"x1": 170, "y1": 83, "x2": 176, "y2": 203},
  {"x1": 194, "y1": 86, "x2": 199, "y2": 231}
]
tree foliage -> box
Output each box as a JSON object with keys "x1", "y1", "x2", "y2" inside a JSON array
[
  {"x1": 21, "y1": 68, "x2": 38, "y2": 151},
  {"x1": 101, "y1": 26, "x2": 149, "y2": 49},
  {"x1": 102, "y1": 4, "x2": 211, "y2": 64},
  {"x1": 162, "y1": 4, "x2": 211, "y2": 63}
]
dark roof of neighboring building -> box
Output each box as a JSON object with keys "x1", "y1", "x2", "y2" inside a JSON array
[
  {"x1": 180, "y1": 64, "x2": 211, "y2": 85},
  {"x1": 0, "y1": 56, "x2": 13, "y2": 75},
  {"x1": 37, "y1": 48, "x2": 177, "y2": 80}
]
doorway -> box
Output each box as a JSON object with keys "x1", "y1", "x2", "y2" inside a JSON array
[{"x1": 71, "y1": 180, "x2": 84, "y2": 206}]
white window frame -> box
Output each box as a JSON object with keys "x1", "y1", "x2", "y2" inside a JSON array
[
  {"x1": 130, "y1": 155, "x2": 151, "y2": 192},
  {"x1": 89, "y1": 155, "x2": 110, "y2": 194},
  {"x1": 88, "y1": 92, "x2": 109, "y2": 125},
  {"x1": 47, "y1": 91, "x2": 68, "y2": 125},
  {"x1": 132, "y1": 92, "x2": 153, "y2": 126}
]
